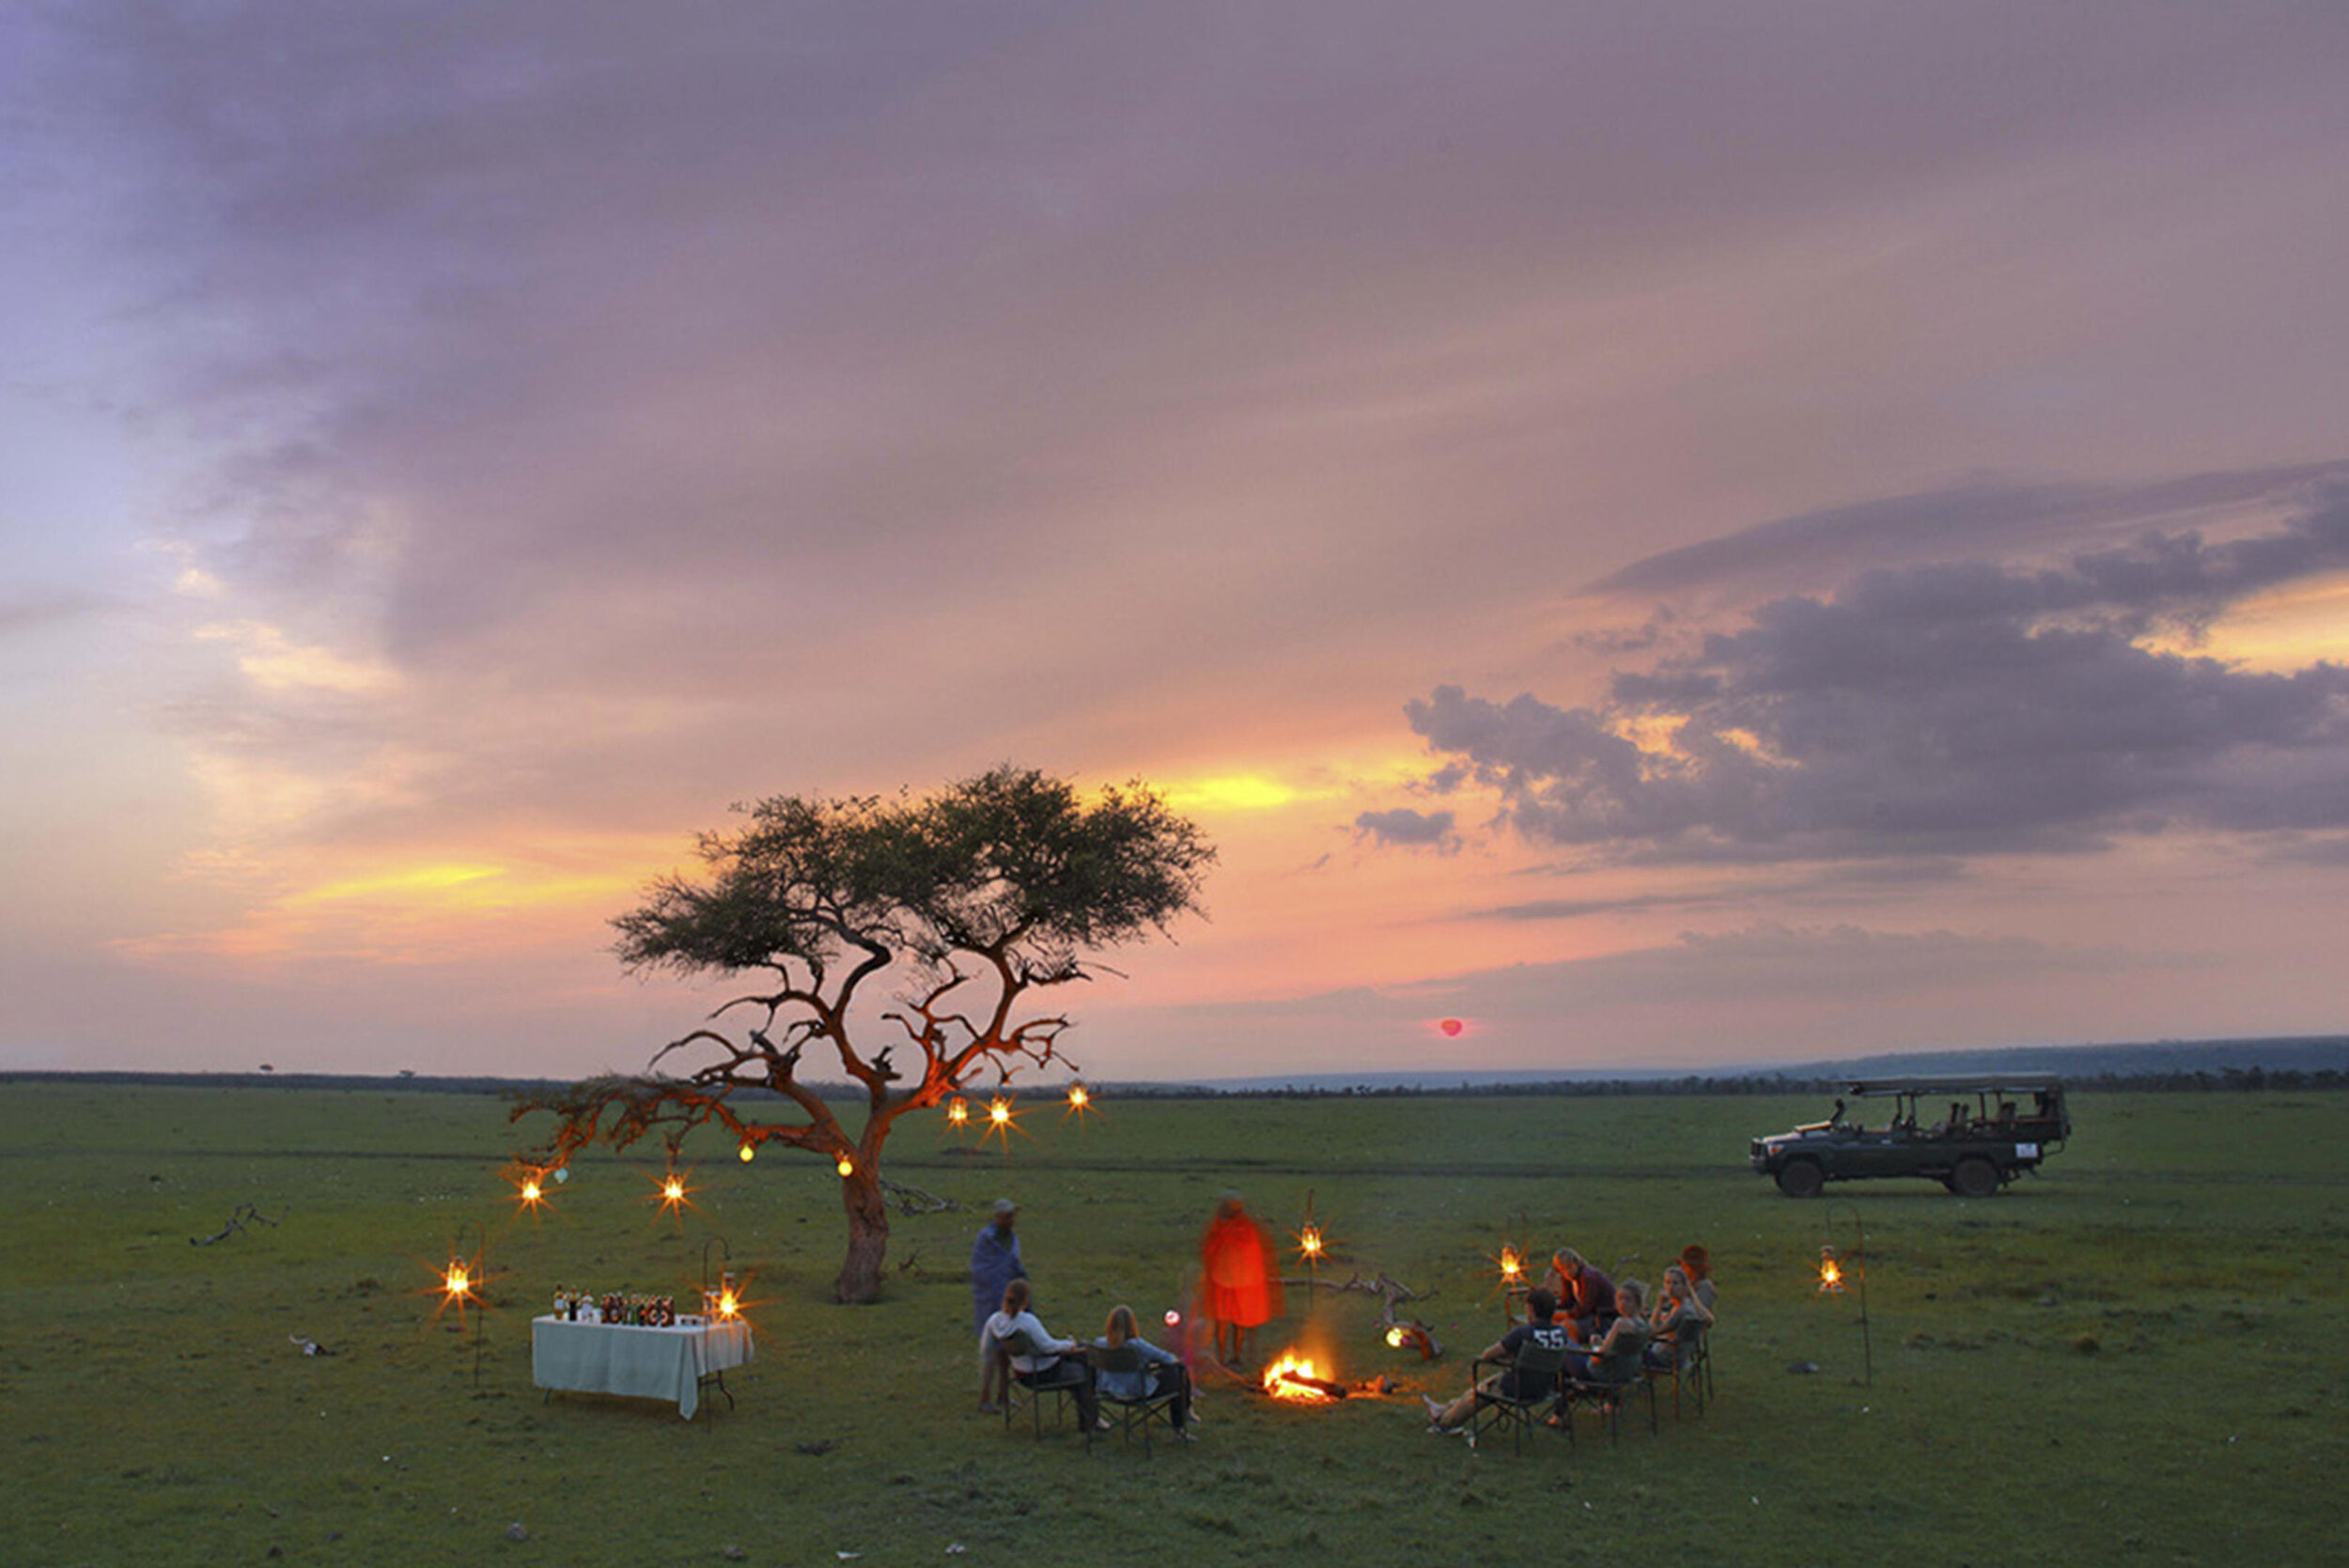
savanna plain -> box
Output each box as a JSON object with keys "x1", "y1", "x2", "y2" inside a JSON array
[{"x1": 1, "y1": 1083, "x2": 2341, "y2": 1568}]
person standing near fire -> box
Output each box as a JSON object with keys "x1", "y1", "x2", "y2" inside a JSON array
[{"x1": 1198, "y1": 1191, "x2": 1283, "y2": 1369}]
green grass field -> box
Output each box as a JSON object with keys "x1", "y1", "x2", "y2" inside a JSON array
[{"x1": 2, "y1": 1083, "x2": 2341, "y2": 1567}]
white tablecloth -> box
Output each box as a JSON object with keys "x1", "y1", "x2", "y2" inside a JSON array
[{"x1": 531, "y1": 1315, "x2": 755, "y2": 1419}]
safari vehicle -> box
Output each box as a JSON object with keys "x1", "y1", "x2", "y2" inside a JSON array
[{"x1": 1750, "y1": 1077, "x2": 2070, "y2": 1198}]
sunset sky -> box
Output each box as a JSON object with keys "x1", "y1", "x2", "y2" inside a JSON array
[{"x1": 6, "y1": 2, "x2": 2347, "y2": 1081}]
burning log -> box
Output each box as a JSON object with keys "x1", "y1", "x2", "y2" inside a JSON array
[
  {"x1": 1270, "y1": 1367, "x2": 1349, "y2": 1400},
  {"x1": 1261, "y1": 1349, "x2": 1349, "y2": 1401}
]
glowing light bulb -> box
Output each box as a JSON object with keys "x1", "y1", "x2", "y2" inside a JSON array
[
  {"x1": 738, "y1": 1142, "x2": 755, "y2": 1163},
  {"x1": 836, "y1": 1155, "x2": 855, "y2": 1177},
  {"x1": 1386, "y1": 1326, "x2": 1407, "y2": 1348}
]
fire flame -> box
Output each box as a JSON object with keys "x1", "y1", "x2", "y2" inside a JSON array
[{"x1": 1262, "y1": 1348, "x2": 1333, "y2": 1400}]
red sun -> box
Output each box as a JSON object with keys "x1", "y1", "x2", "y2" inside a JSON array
[{"x1": 1439, "y1": 1018, "x2": 1465, "y2": 1037}]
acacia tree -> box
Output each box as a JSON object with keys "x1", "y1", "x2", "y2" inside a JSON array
[{"x1": 513, "y1": 766, "x2": 1212, "y2": 1303}]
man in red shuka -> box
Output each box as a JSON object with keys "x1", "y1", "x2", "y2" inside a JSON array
[{"x1": 1199, "y1": 1192, "x2": 1284, "y2": 1369}]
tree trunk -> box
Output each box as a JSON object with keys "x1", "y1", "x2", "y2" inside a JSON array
[{"x1": 834, "y1": 1165, "x2": 892, "y2": 1303}]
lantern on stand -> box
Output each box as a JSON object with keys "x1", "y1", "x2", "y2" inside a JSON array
[
  {"x1": 1815, "y1": 1202, "x2": 1874, "y2": 1386},
  {"x1": 1291, "y1": 1190, "x2": 1332, "y2": 1283}
]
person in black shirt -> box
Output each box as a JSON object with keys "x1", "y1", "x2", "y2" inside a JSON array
[{"x1": 1423, "y1": 1288, "x2": 1567, "y2": 1431}]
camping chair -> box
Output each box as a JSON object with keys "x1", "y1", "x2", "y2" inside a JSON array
[
  {"x1": 999, "y1": 1328, "x2": 1086, "y2": 1437},
  {"x1": 1645, "y1": 1319, "x2": 1710, "y2": 1420},
  {"x1": 1468, "y1": 1339, "x2": 1570, "y2": 1455},
  {"x1": 1087, "y1": 1343, "x2": 1185, "y2": 1456},
  {"x1": 1555, "y1": 1355, "x2": 1657, "y2": 1445}
]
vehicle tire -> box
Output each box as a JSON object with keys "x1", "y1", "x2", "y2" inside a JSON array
[
  {"x1": 1775, "y1": 1160, "x2": 1825, "y2": 1198},
  {"x1": 1949, "y1": 1157, "x2": 1999, "y2": 1199}
]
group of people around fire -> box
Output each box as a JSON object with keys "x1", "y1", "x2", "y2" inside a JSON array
[
  {"x1": 1423, "y1": 1244, "x2": 1716, "y2": 1436},
  {"x1": 967, "y1": 1188, "x2": 1715, "y2": 1443}
]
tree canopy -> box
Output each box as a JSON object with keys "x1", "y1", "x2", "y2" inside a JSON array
[{"x1": 516, "y1": 766, "x2": 1212, "y2": 1301}]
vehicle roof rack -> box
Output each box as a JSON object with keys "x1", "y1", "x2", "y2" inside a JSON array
[{"x1": 1843, "y1": 1076, "x2": 2065, "y2": 1095}]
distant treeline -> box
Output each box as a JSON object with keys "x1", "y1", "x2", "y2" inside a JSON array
[
  {"x1": 6, "y1": 1063, "x2": 2345, "y2": 1098},
  {"x1": 1083, "y1": 1065, "x2": 2349, "y2": 1099}
]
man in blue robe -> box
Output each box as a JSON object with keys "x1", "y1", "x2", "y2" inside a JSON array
[{"x1": 972, "y1": 1199, "x2": 1027, "y2": 1411}]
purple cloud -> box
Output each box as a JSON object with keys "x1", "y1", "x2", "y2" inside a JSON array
[
  {"x1": 1354, "y1": 807, "x2": 1457, "y2": 851},
  {"x1": 1406, "y1": 485, "x2": 2349, "y2": 863}
]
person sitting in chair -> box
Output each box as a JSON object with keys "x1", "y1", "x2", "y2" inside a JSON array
[
  {"x1": 1644, "y1": 1265, "x2": 1714, "y2": 1370},
  {"x1": 985, "y1": 1279, "x2": 1100, "y2": 1429},
  {"x1": 1423, "y1": 1287, "x2": 1569, "y2": 1431},
  {"x1": 1677, "y1": 1244, "x2": 1718, "y2": 1313},
  {"x1": 1561, "y1": 1280, "x2": 1651, "y2": 1387},
  {"x1": 1541, "y1": 1249, "x2": 1618, "y2": 1341},
  {"x1": 1092, "y1": 1304, "x2": 1192, "y2": 1434}
]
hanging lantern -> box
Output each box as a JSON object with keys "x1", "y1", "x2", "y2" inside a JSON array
[
  {"x1": 738, "y1": 1141, "x2": 755, "y2": 1163},
  {"x1": 507, "y1": 1161, "x2": 554, "y2": 1213},
  {"x1": 836, "y1": 1154, "x2": 855, "y2": 1178},
  {"x1": 945, "y1": 1095, "x2": 970, "y2": 1127},
  {"x1": 1818, "y1": 1246, "x2": 1844, "y2": 1294}
]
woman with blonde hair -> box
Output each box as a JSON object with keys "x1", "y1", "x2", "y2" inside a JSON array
[
  {"x1": 1645, "y1": 1265, "x2": 1714, "y2": 1371},
  {"x1": 1092, "y1": 1303, "x2": 1192, "y2": 1434}
]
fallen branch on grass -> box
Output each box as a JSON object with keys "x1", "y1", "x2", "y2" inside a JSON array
[
  {"x1": 191, "y1": 1203, "x2": 279, "y2": 1246},
  {"x1": 1280, "y1": 1269, "x2": 1434, "y2": 1321},
  {"x1": 879, "y1": 1177, "x2": 957, "y2": 1216}
]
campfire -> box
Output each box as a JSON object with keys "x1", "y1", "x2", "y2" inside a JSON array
[{"x1": 1261, "y1": 1349, "x2": 1348, "y2": 1402}]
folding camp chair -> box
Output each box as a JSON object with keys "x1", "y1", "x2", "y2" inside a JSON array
[
  {"x1": 1087, "y1": 1343, "x2": 1185, "y2": 1456},
  {"x1": 1468, "y1": 1338, "x2": 1571, "y2": 1455},
  {"x1": 999, "y1": 1328, "x2": 1086, "y2": 1436}
]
